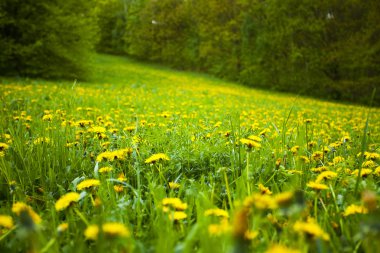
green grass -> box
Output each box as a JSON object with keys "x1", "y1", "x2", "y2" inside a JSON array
[{"x1": 0, "y1": 54, "x2": 379, "y2": 253}]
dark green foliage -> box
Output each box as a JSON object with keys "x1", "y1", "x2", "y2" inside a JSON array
[
  {"x1": 118, "y1": 0, "x2": 379, "y2": 105},
  {"x1": 0, "y1": 0, "x2": 98, "y2": 79},
  {"x1": 95, "y1": 0, "x2": 127, "y2": 54}
]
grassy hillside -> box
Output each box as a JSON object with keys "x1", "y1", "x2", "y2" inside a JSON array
[{"x1": 0, "y1": 54, "x2": 379, "y2": 252}]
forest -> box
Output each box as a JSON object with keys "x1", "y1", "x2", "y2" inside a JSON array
[{"x1": 1, "y1": 0, "x2": 379, "y2": 104}]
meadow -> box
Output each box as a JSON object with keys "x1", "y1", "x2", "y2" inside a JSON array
[{"x1": 0, "y1": 54, "x2": 379, "y2": 253}]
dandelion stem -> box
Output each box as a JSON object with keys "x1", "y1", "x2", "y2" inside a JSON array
[
  {"x1": 74, "y1": 208, "x2": 90, "y2": 226},
  {"x1": 40, "y1": 238, "x2": 56, "y2": 253},
  {"x1": 246, "y1": 151, "x2": 251, "y2": 195},
  {"x1": 223, "y1": 170, "x2": 233, "y2": 210}
]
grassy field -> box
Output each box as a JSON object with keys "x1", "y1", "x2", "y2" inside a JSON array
[{"x1": 0, "y1": 54, "x2": 379, "y2": 253}]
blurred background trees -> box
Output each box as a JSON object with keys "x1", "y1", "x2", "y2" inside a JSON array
[
  {"x1": 0, "y1": 0, "x2": 98, "y2": 79},
  {"x1": 1, "y1": 0, "x2": 379, "y2": 104}
]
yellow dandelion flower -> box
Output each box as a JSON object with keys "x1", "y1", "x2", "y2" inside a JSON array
[
  {"x1": 102, "y1": 222, "x2": 130, "y2": 237},
  {"x1": 311, "y1": 166, "x2": 329, "y2": 173},
  {"x1": 77, "y1": 179, "x2": 100, "y2": 191},
  {"x1": 311, "y1": 151, "x2": 323, "y2": 161},
  {"x1": 145, "y1": 153, "x2": 170, "y2": 164},
  {"x1": 99, "y1": 166, "x2": 113, "y2": 173},
  {"x1": 33, "y1": 137, "x2": 50, "y2": 145},
  {"x1": 57, "y1": 223, "x2": 69, "y2": 233},
  {"x1": 351, "y1": 169, "x2": 372, "y2": 177},
  {"x1": 240, "y1": 138, "x2": 261, "y2": 149},
  {"x1": 258, "y1": 183, "x2": 272, "y2": 195},
  {"x1": 208, "y1": 219, "x2": 230, "y2": 236},
  {"x1": 316, "y1": 171, "x2": 338, "y2": 183},
  {"x1": 0, "y1": 142, "x2": 9, "y2": 151},
  {"x1": 299, "y1": 156, "x2": 310, "y2": 164},
  {"x1": 307, "y1": 181, "x2": 329, "y2": 190},
  {"x1": 162, "y1": 198, "x2": 188, "y2": 211},
  {"x1": 168, "y1": 182, "x2": 180, "y2": 189},
  {"x1": 84, "y1": 225, "x2": 99, "y2": 240},
  {"x1": 343, "y1": 204, "x2": 368, "y2": 216},
  {"x1": 290, "y1": 145, "x2": 300, "y2": 155},
  {"x1": 0, "y1": 215, "x2": 14, "y2": 229},
  {"x1": 204, "y1": 208, "x2": 229, "y2": 218},
  {"x1": 42, "y1": 114, "x2": 53, "y2": 121},
  {"x1": 274, "y1": 191, "x2": 294, "y2": 207},
  {"x1": 169, "y1": 211, "x2": 187, "y2": 221},
  {"x1": 374, "y1": 166, "x2": 380, "y2": 176},
  {"x1": 266, "y1": 245, "x2": 301, "y2": 253},
  {"x1": 247, "y1": 135, "x2": 262, "y2": 142},
  {"x1": 364, "y1": 152, "x2": 380, "y2": 161},
  {"x1": 55, "y1": 192, "x2": 80, "y2": 211},
  {"x1": 114, "y1": 185, "x2": 124, "y2": 193},
  {"x1": 293, "y1": 218, "x2": 330, "y2": 241},
  {"x1": 244, "y1": 230, "x2": 259, "y2": 240},
  {"x1": 12, "y1": 202, "x2": 42, "y2": 225},
  {"x1": 333, "y1": 156, "x2": 345, "y2": 164},
  {"x1": 362, "y1": 160, "x2": 376, "y2": 168},
  {"x1": 244, "y1": 193, "x2": 277, "y2": 210}
]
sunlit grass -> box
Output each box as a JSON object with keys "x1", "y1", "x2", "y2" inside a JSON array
[{"x1": 0, "y1": 54, "x2": 379, "y2": 252}]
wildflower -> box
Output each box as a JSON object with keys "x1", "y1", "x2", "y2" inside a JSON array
[
  {"x1": 259, "y1": 128, "x2": 271, "y2": 136},
  {"x1": 168, "y1": 182, "x2": 180, "y2": 189},
  {"x1": 247, "y1": 135, "x2": 262, "y2": 142},
  {"x1": 145, "y1": 153, "x2": 170, "y2": 164},
  {"x1": 244, "y1": 230, "x2": 259, "y2": 240},
  {"x1": 304, "y1": 119, "x2": 312, "y2": 123},
  {"x1": 99, "y1": 166, "x2": 113, "y2": 173},
  {"x1": 208, "y1": 219, "x2": 230, "y2": 236},
  {"x1": 244, "y1": 193, "x2": 277, "y2": 210},
  {"x1": 12, "y1": 202, "x2": 42, "y2": 225},
  {"x1": 84, "y1": 225, "x2": 99, "y2": 240},
  {"x1": 266, "y1": 245, "x2": 301, "y2": 253},
  {"x1": 0, "y1": 142, "x2": 9, "y2": 151},
  {"x1": 316, "y1": 171, "x2": 338, "y2": 183},
  {"x1": 341, "y1": 136, "x2": 350, "y2": 143},
  {"x1": 308, "y1": 141, "x2": 317, "y2": 148},
  {"x1": 162, "y1": 198, "x2": 188, "y2": 211},
  {"x1": 364, "y1": 152, "x2": 380, "y2": 161},
  {"x1": 240, "y1": 138, "x2": 261, "y2": 149},
  {"x1": 374, "y1": 166, "x2": 380, "y2": 176},
  {"x1": 333, "y1": 156, "x2": 345, "y2": 164},
  {"x1": 258, "y1": 183, "x2": 272, "y2": 195},
  {"x1": 42, "y1": 114, "x2": 53, "y2": 121},
  {"x1": 77, "y1": 179, "x2": 100, "y2": 191},
  {"x1": 299, "y1": 156, "x2": 310, "y2": 164},
  {"x1": 290, "y1": 146, "x2": 300, "y2": 155},
  {"x1": 362, "y1": 160, "x2": 376, "y2": 168},
  {"x1": 57, "y1": 223, "x2": 69, "y2": 233},
  {"x1": 89, "y1": 126, "x2": 106, "y2": 135},
  {"x1": 168, "y1": 211, "x2": 187, "y2": 221},
  {"x1": 204, "y1": 208, "x2": 229, "y2": 218},
  {"x1": 351, "y1": 169, "x2": 372, "y2": 177},
  {"x1": 123, "y1": 126, "x2": 136, "y2": 132},
  {"x1": 114, "y1": 185, "x2": 124, "y2": 193},
  {"x1": 307, "y1": 181, "x2": 328, "y2": 190},
  {"x1": 311, "y1": 166, "x2": 329, "y2": 173},
  {"x1": 293, "y1": 218, "x2": 330, "y2": 241},
  {"x1": 311, "y1": 151, "x2": 323, "y2": 161},
  {"x1": 33, "y1": 137, "x2": 50, "y2": 145},
  {"x1": 343, "y1": 204, "x2": 368, "y2": 216},
  {"x1": 0, "y1": 215, "x2": 14, "y2": 229},
  {"x1": 55, "y1": 192, "x2": 80, "y2": 211},
  {"x1": 85, "y1": 222, "x2": 130, "y2": 240},
  {"x1": 274, "y1": 191, "x2": 294, "y2": 207}
]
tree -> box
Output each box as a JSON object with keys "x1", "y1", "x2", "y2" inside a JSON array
[{"x1": 0, "y1": 0, "x2": 98, "y2": 79}]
